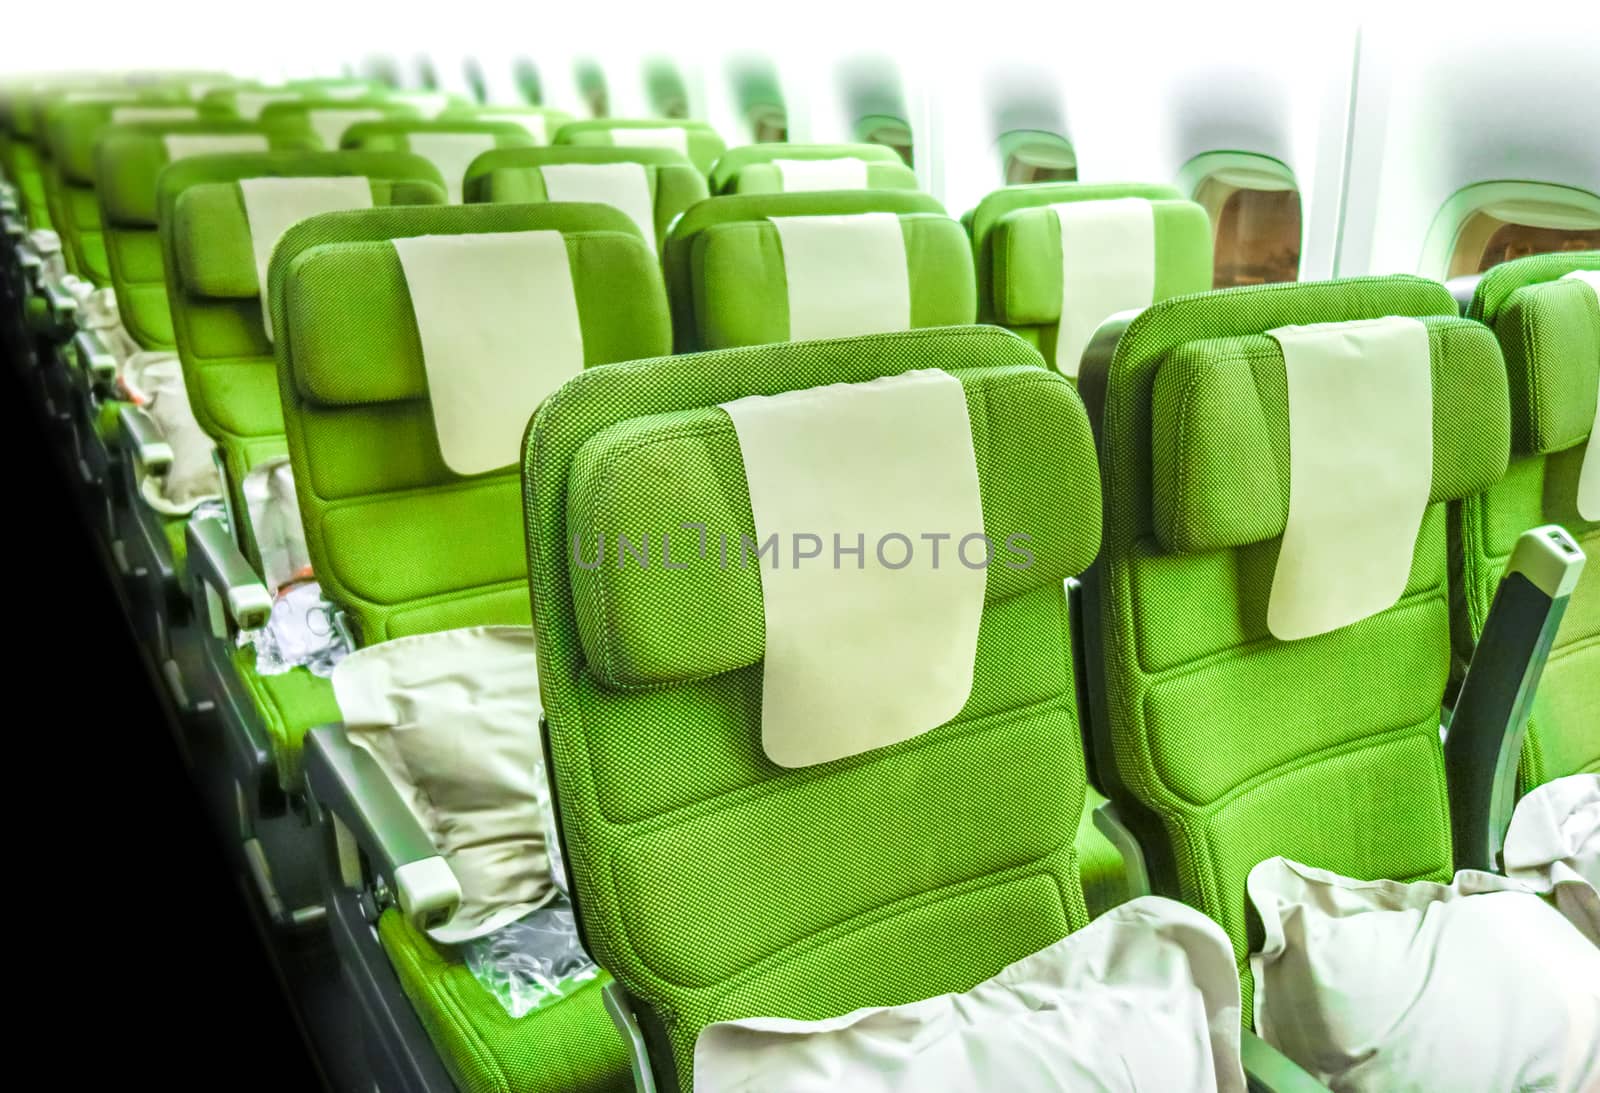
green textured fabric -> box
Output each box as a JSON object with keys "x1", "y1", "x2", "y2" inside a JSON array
[
  {"x1": 525, "y1": 326, "x2": 1104, "y2": 1091},
  {"x1": 158, "y1": 151, "x2": 447, "y2": 562},
  {"x1": 970, "y1": 183, "x2": 1213, "y2": 358},
  {"x1": 1459, "y1": 252, "x2": 1600, "y2": 788},
  {"x1": 99, "y1": 123, "x2": 314, "y2": 351},
  {"x1": 378, "y1": 911, "x2": 629, "y2": 1093},
  {"x1": 707, "y1": 143, "x2": 912, "y2": 195},
  {"x1": 1079, "y1": 276, "x2": 1484, "y2": 1020},
  {"x1": 1152, "y1": 318, "x2": 1510, "y2": 553},
  {"x1": 687, "y1": 213, "x2": 976, "y2": 351},
  {"x1": 663, "y1": 190, "x2": 948, "y2": 352},
  {"x1": 270, "y1": 203, "x2": 671, "y2": 646},
  {"x1": 257, "y1": 99, "x2": 421, "y2": 151},
  {"x1": 229, "y1": 643, "x2": 342, "y2": 787},
  {"x1": 554, "y1": 119, "x2": 725, "y2": 176},
  {"x1": 463, "y1": 147, "x2": 707, "y2": 252},
  {"x1": 340, "y1": 118, "x2": 537, "y2": 154}
]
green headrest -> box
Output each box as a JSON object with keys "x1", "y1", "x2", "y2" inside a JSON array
[
  {"x1": 665, "y1": 189, "x2": 948, "y2": 349},
  {"x1": 49, "y1": 98, "x2": 200, "y2": 183},
  {"x1": 462, "y1": 145, "x2": 704, "y2": 205},
  {"x1": 1469, "y1": 251, "x2": 1599, "y2": 457},
  {"x1": 730, "y1": 160, "x2": 920, "y2": 196},
  {"x1": 554, "y1": 119, "x2": 726, "y2": 174},
  {"x1": 1143, "y1": 290, "x2": 1510, "y2": 555},
  {"x1": 968, "y1": 181, "x2": 1184, "y2": 259},
  {"x1": 688, "y1": 212, "x2": 976, "y2": 349},
  {"x1": 987, "y1": 197, "x2": 1213, "y2": 325},
  {"x1": 440, "y1": 104, "x2": 575, "y2": 139},
  {"x1": 275, "y1": 203, "x2": 669, "y2": 407},
  {"x1": 551, "y1": 325, "x2": 1097, "y2": 688},
  {"x1": 97, "y1": 122, "x2": 311, "y2": 226},
  {"x1": 338, "y1": 118, "x2": 537, "y2": 152},
  {"x1": 168, "y1": 151, "x2": 445, "y2": 299},
  {"x1": 257, "y1": 99, "x2": 421, "y2": 148},
  {"x1": 708, "y1": 142, "x2": 908, "y2": 194}
]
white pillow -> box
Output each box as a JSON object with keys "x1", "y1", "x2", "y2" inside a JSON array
[
  {"x1": 693, "y1": 895, "x2": 1246, "y2": 1093},
  {"x1": 1503, "y1": 773, "x2": 1600, "y2": 945},
  {"x1": 1248, "y1": 855, "x2": 1600, "y2": 1092},
  {"x1": 332, "y1": 625, "x2": 555, "y2": 943}
]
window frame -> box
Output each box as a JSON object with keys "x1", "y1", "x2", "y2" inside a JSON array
[
  {"x1": 1421, "y1": 180, "x2": 1600, "y2": 279},
  {"x1": 1179, "y1": 150, "x2": 1304, "y2": 288}
]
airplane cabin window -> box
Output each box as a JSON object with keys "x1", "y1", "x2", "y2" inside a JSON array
[
  {"x1": 749, "y1": 104, "x2": 788, "y2": 143},
  {"x1": 857, "y1": 113, "x2": 914, "y2": 167},
  {"x1": 1000, "y1": 130, "x2": 1077, "y2": 185},
  {"x1": 1183, "y1": 153, "x2": 1302, "y2": 288},
  {"x1": 646, "y1": 61, "x2": 691, "y2": 120},
  {"x1": 415, "y1": 56, "x2": 440, "y2": 91},
  {"x1": 732, "y1": 58, "x2": 787, "y2": 143},
  {"x1": 576, "y1": 59, "x2": 609, "y2": 117},
  {"x1": 1451, "y1": 207, "x2": 1600, "y2": 277},
  {"x1": 512, "y1": 57, "x2": 543, "y2": 104},
  {"x1": 463, "y1": 58, "x2": 487, "y2": 103}
]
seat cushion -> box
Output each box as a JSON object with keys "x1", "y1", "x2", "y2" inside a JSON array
[
  {"x1": 230, "y1": 645, "x2": 341, "y2": 786},
  {"x1": 378, "y1": 910, "x2": 631, "y2": 1093},
  {"x1": 1076, "y1": 789, "x2": 1129, "y2": 916}
]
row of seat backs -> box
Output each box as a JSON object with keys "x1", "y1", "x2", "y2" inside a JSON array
[
  {"x1": 1459, "y1": 251, "x2": 1600, "y2": 788},
  {"x1": 530, "y1": 259, "x2": 1595, "y2": 1089}
]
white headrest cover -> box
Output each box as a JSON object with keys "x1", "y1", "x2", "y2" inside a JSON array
[
  {"x1": 391, "y1": 230, "x2": 584, "y2": 476},
  {"x1": 238, "y1": 176, "x2": 375, "y2": 338},
  {"x1": 1560, "y1": 270, "x2": 1600, "y2": 521},
  {"x1": 1051, "y1": 197, "x2": 1154, "y2": 376},
  {"x1": 407, "y1": 132, "x2": 497, "y2": 203},
  {"x1": 307, "y1": 108, "x2": 384, "y2": 150},
  {"x1": 769, "y1": 212, "x2": 911, "y2": 341},
  {"x1": 720, "y1": 368, "x2": 986, "y2": 767},
  {"x1": 162, "y1": 134, "x2": 270, "y2": 162},
  {"x1": 1267, "y1": 316, "x2": 1433, "y2": 640},
  {"x1": 539, "y1": 162, "x2": 656, "y2": 252},
  {"x1": 773, "y1": 157, "x2": 869, "y2": 192},
  {"x1": 110, "y1": 106, "x2": 199, "y2": 124},
  {"x1": 613, "y1": 126, "x2": 689, "y2": 154}
]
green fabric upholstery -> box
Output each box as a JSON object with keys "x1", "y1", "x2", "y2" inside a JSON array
[
  {"x1": 271, "y1": 203, "x2": 669, "y2": 1089},
  {"x1": 554, "y1": 119, "x2": 725, "y2": 176},
  {"x1": 708, "y1": 143, "x2": 913, "y2": 195},
  {"x1": 524, "y1": 326, "x2": 1105, "y2": 1090},
  {"x1": 339, "y1": 118, "x2": 537, "y2": 154},
  {"x1": 158, "y1": 151, "x2": 447, "y2": 565},
  {"x1": 1459, "y1": 252, "x2": 1600, "y2": 788},
  {"x1": 270, "y1": 202, "x2": 671, "y2": 646},
  {"x1": 378, "y1": 912, "x2": 628, "y2": 1093},
  {"x1": 663, "y1": 189, "x2": 952, "y2": 352},
  {"x1": 230, "y1": 645, "x2": 342, "y2": 787},
  {"x1": 1078, "y1": 275, "x2": 1510, "y2": 1020},
  {"x1": 257, "y1": 99, "x2": 421, "y2": 151},
  {"x1": 98, "y1": 123, "x2": 314, "y2": 351},
  {"x1": 441, "y1": 104, "x2": 575, "y2": 140},
  {"x1": 463, "y1": 146, "x2": 707, "y2": 253},
  {"x1": 1152, "y1": 320, "x2": 1509, "y2": 554},
  {"x1": 969, "y1": 182, "x2": 1214, "y2": 359},
  {"x1": 45, "y1": 96, "x2": 189, "y2": 283}
]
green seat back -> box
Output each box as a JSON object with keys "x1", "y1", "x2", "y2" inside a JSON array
[
  {"x1": 270, "y1": 203, "x2": 672, "y2": 644},
  {"x1": 257, "y1": 98, "x2": 420, "y2": 151},
  {"x1": 968, "y1": 182, "x2": 1214, "y2": 360},
  {"x1": 463, "y1": 145, "x2": 707, "y2": 250},
  {"x1": 554, "y1": 119, "x2": 725, "y2": 175},
  {"x1": 708, "y1": 142, "x2": 916, "y2": 195},
  {"x1": 45, "y1": 94, "x2": 194, "y2": 280},
  {"x1": 663, "y1": 190, "x2": 973, "y2": 352},
  {"x1": 1461, "y1": 252, "x2": 1600, "y2": 787},
  {"x1": 1077, "y1": 276, "x2": 1512, "y2": 1016},
  {"x1": 440, "y1": 104, "x2": 575, "y2": 144},
  {"x1": 524, "y1": 325, "x2": 1100, "y2": 1090},
  {"x1": 339, "y1": 118, "x2": 539, "y2": 200},
  {"x1": 97, "y1": 122, "x2": 314, "y2": 350},
  {"x1": 158, "y1": 151, "x2": 446, "y2": 559}
]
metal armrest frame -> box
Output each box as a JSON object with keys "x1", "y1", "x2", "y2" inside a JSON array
[
  {"x1": 1445, "y1": 524, "x2": 1584, "y2": 872},
  {"x1": 187, "y1": 515, "x2": 274, "y2": 633},
  {"x1": 116, "y1": 402, "x2": 172, "y2": 478},
  {"x1": 303, "y1": 724, "x2": 461, "y2": 933},
  {"x1": 73, "y1": 326, "x2": 118, "y2": 389}
]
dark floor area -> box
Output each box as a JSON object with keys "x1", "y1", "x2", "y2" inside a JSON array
[{"x1": 4, "y1": 344, "x2": 323, "y2": 1087}]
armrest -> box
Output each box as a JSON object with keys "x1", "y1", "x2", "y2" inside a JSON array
[
  {"x1": 1241, "y1": 1030, "x2": 1328, "y2": 1092},
  {"x1": 74, "y1": 327, "x2": 118, "y2": 386},
  {"x1": 1445, "y1": 524, "x2": 1585, "y2": 872},
  {"x1": 117, "y1": 404, "x2": 173, "y2": 477},
  {"x1": 304, "y1": 724, "x2": 462, "y2": 934},
  {"x1": 41, "y1": 275, "x2": 78, "y2": 323},
  {"x1": 16, "y1": 239, "x2": 42, "y2": 280},
  {"x1": 2, "y1": 213, "x2": 23, "y2": 241},
  {"x1": 1444, "y1": 274, "x2": 1481, "y2": 317},
  {"x1": 186, "y1": 515, "x2": 274, "y2": 631}
]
